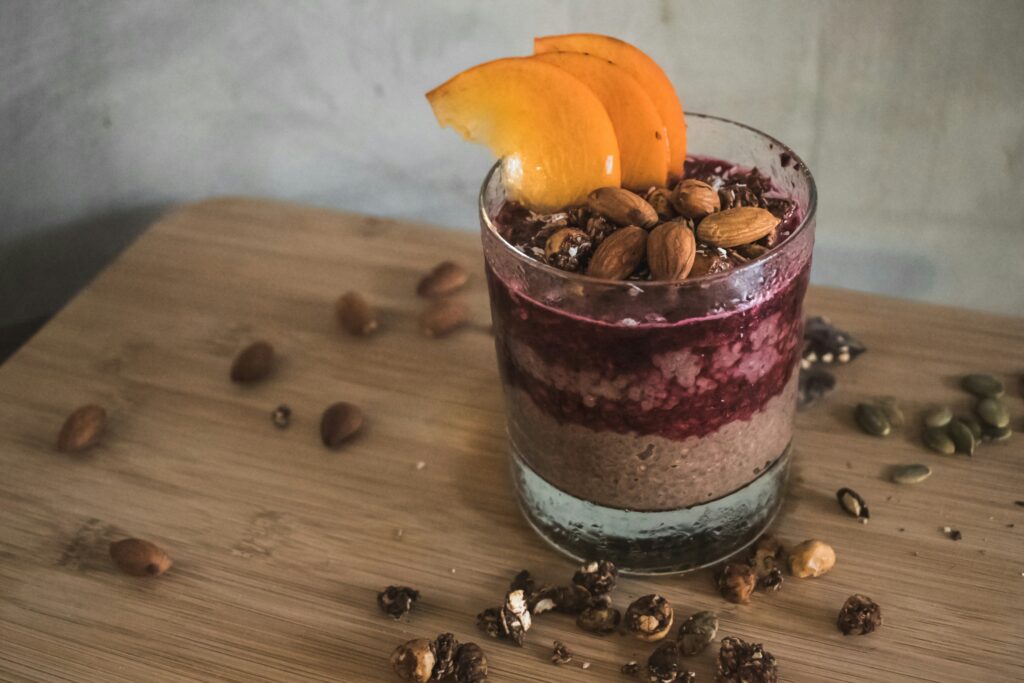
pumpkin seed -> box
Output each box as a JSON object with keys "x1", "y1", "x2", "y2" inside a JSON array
[
  {"x1": 923, "y1": 405, "x2": 952, "y2": 428},
  {"x1": 961, "y1": 373, "x2": 1005, "y2": 398},
  {"x1": 947, "y1": 419, "x2": 976, "y2": 456},
  {"x1": 959, "y1": 414, "x2": 984, "y2": 440},
  {"x1": 855, "y1": 403, "x2": 891, "y2": 437},
  {"x1": 876, "y1": 397, "x2": 905, "y2": 429},
  {"x1": 982, "y1": 425, "x2": 1012, "y2": 442},
  {"x1": 922, "y1": 427, "x2": 955, "y2": 455},
  {"x1": 891, "y1": 464, "x2": 932, "y2": 485},
  {"x1": 975, "y1": 397, "x2": 1010, "y2": 428}
]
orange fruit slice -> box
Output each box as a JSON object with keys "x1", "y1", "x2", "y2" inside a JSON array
[
  {"x1": 426, "y1": 57, "x2": 620, "y2": 212},
  {"x1": 535, "y1": 33, "x2": 686, "y2": 180},
  {"x1": 533, "y1": 51, "x2": 669, "y2": 191}
]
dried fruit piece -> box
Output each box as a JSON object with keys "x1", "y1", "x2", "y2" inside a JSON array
[
  {"x1": 390, "y1": 639, "x2": 435, "y2": 683},
  {"x1": 802, "y1": 316, "x2": 866, "y2": 365},
  {"x1": 533, "y1": 52, "x2": 670, "y2": 189},
  {"x1": 717, "y1": 637, "x2": 777, "y2": 683},
  {"x1": 109, "y1": 538, "x2": 172, "y2": 577},
  {"x1": 551, "y1": 640, "x2": 573, "y2": 666},
  {"x1": 377, "y1": 586, "x2": 420, "y2": 620},
  {"x1": 454, "y1": 642, "x2": 488, "y2": 683},
  {"x1": 671, "y1": 179, "x2": 720, "y2": 220},
  {"x1": 837, "y1": 594, "x2": 882, "y2": 635},
  {"x1": 787, "y1": 539, "x2": 836, "y2": 578},
  {"x1": 646, "y1": 641, "x2": 694, "y2": 683},
  {"x1": 586, "y1": 226, "x2": 648, "y2": 280},
  {"x1": 544, "y1": 228, "x2": 592, "y2": 272},
  {"x1": 230, "y1": 340, "x2": 275, "y2": 383},
  {"x1": 572, "y1": 559, "x2": 618, "y2": 596},
  {"x1": 427, "y1": 57, "x2": 620, "y2": 211},
  {"x1": 417, "y1": 261, "x2": 469, "y2": 298},
  {"x1": 320, "y1": 402, "x2": 364, "y2": 448},
  {"x1": 419, "y1": 299, "x2": 469, "y2": 338},
  {"x1": 715, "y1": 563, "x2": 757, "y2": 603},
  {"x1": 57, "y1": 404, "x2": 107, "y2": 453},
  {"x1": 624, "y1": 594, "x2": 674, "y2": 641},
  {"x1": 587, "y1": 187, "x2": 659, "y2": 228},
  {"x1": 576, "y1": 605, "x2": 621, "y2": 634},
  {"x1": 676, "y1": 610, "x2": 718, "y2": 656},
  {"x1": 647, "y1": 220, "x2": 696, "y2": 281},
  {"x1": 432, "y1": 633, "x2": 459, "y2": 680},
  {"x1": 535, "y1": 33, "x2": 687, "y2": 178},
  {"x1": 696, "y1": 207, "x2": 778, "y2": 248},
  {"x1": 335, "y1": 291, "x2": 378, "y2": 336}
]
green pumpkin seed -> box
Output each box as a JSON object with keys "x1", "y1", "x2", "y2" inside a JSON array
[
  {"x1": 891, "y1": 464, "x2": 932, "y2": 484},
  {"x1": 876, "y1": 397, "x2": 905, "y2": 429},
  {"x1": 923, "y1": 427, "x2": 956, "y2": 455},
  {"x1": 855, "y1": 403, "x2": 891, "y2": 437},
  {"x1": 959, "y1": 414, "x2": 983, "y2": 440},
  {"x1": 982, "y1": 425, "x2": 1013, "y2": 442},
  {"x1": 947, "y1": 419, "x2": 976, "y2": 456},
  {"x1": 975, "y1": 397, "x2": 1010, "y2": 429},
  {"x1": 923, "y1": 405, "x2": 953, "y2": 428},
  {"x1": 961, "y1": 373, "x2": 1005, "y2": 398}
]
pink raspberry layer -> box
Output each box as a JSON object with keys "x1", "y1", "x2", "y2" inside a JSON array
[{"x1": 487, "y1": 265, "x2": 809, "y2": 442}]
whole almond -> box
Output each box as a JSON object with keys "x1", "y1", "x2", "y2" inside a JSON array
[
  {"x1": 109, "y1": 538, "x2": 172, "y2": 577},
  {"x1": 586, "y1": 226, "x2": 648, "y2": 280},
  {"x1": 335, "y1": 291, "x2": 378, "y2": 336},
  {"x1": 586, "y1": 187, "x2": 659, "y2": 229},
  {"x1": 643, "y1": 187, "x2": 677, "y2": 221},
  {"x1": 419, "y1": 299, "x2": 469, "y2": 338},
  {"x1": 57, "y1": 404, "x2": 107, "y2": 452},
  {"x1": 417, "y1": 261, "x2": 468, "y2": 298},
  {"x1": 696, "y1": 207, "x2": 779, "y2": 248},
  {"x1": 647, "y1": 221, "x2": 696, "y2": 281},
  {"x1": 320, "y1": 401, "x2": 364, "y2": 448},
  {"x1": 230, "y1": 341, "x2": 275, "y2": 383},
  {"x1": 671, "y1": 179, "x2": 720, "y2": 220}
]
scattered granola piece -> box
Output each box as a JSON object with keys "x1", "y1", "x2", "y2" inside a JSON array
[
  {"x1": 624, "y1": 594, "x2": 674, "y2": 641},
  {"x1": 716, "y1": 636, "x2": 777, "y2": 683},
  {"x1": 837, "y1": 594, "x2": 882, "y2": 635},
  {"x1": 377, "y1": 586, "x2": 420, "y2": 620}
]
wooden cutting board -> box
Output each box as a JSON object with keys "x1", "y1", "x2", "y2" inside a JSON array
[{"x1": 0, "y1": 198, "x2": 1021, "y2": 682}]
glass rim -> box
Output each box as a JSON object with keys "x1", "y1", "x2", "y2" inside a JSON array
[{"x1": 478, "y1": 111, "x2": 817, "y2": 290}]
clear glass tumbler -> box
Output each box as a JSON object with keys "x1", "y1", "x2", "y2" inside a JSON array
[{"x1": 479, "y1": 114, "x2": 816, "y2": 574}]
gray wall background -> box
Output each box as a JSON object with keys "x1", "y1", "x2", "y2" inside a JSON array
[{"x1": 2, "y1": 0, "x2": 1022, "y2": 340}]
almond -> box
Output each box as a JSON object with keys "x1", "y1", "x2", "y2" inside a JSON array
[
  {"x1": 643, "y1": 187, "x2": 677, "y2": 221},
  {"x1": 696, "y1": 207, "x2": 779, "y2": 248},
  {"x1": 419, "y1": 299, "x2": 469, "y2": 338},
  {"x1": 335, "y1": 291, "x2": 378, "y2": 336},
  {"x1": 586, "y1": 226, "x2": 648, "y2": 280},
  {"x1": 320, "y1": 401, "x2": 364, "y2": 448},
  {"x1": 230, "y1": 340, "x2": 275, "y2": 383},
  {"x1": 417, "y1": 261, "x2": 468, "y2": 298},
  {"x1": 647, "y1": 221, "x2": 696, "y2": 281},
  {"x1": 109, "y1": 538, "x2": 172, "y2": 577},
  {"x1": 671, "y1": 179, "x2": 720, "y2": 220},
  {"x1": 586, "y1": 187, "x2": 659, "y2": 228},
  {"x1": 57, "y1": 404, "x2": 107, "y2": 452}
]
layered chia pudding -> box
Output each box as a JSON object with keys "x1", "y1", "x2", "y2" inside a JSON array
[
  {"x1": 479, "y1": 115, "x2": 816, "y2": 572},
  {"x1": 427, "y1": 36, "x2": 816, "y2": 571}
]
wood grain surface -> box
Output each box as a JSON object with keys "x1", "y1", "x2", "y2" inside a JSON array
[{"x1": 0, "y1": 198, "x2": 1021, "y2": 682}]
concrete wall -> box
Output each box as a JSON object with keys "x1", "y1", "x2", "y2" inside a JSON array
[{"x1": 2, "y1": 0, "x2": 1022, "y2": 335}]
